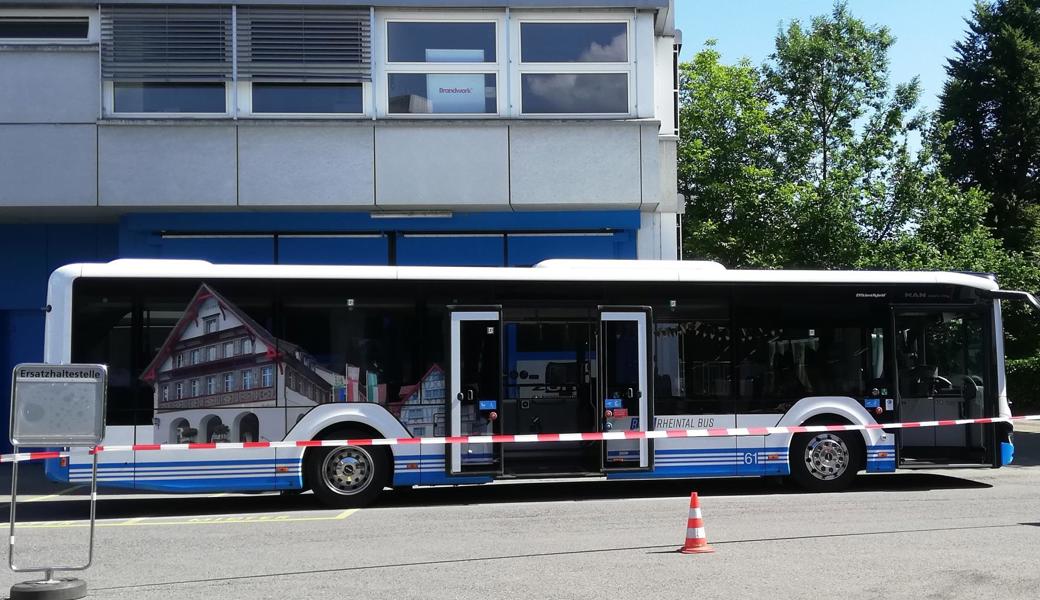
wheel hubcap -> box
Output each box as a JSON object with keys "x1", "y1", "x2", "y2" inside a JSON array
[
  {"x1": 321, "y1": 446, "x2": 375, "y2": 495},
  {"x1": 804, "y1": 433, "x2": 850, "y2": 481}
]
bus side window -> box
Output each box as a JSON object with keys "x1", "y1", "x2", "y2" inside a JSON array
[{"x1": 653, "y1": 320, "x2": 731, "y2": 415}]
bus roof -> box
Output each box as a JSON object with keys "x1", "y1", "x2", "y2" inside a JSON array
[{"x1": 52, "y1": 259, "x2": 1001, "y2": 292}]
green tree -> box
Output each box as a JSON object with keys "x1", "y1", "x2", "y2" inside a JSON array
[
  {"x1": 680, "y1": 3, "x2": 1003, "y2": 273},
  {"x1": 763, "y1": 3, "x2": 926, "y2": 268},
  {"x1": 937, "y1": 0, "x2": 1040, "y2": 253},
  {"x1": 678, "y1": 43, "x2": 789, "y2": 267}
]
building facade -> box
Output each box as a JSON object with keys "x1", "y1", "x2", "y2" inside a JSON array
[{"x1": 0, "y1": 0, "x2": 680, "y2": 449}]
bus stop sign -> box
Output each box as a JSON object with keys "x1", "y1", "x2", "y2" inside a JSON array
[{"x1": 10, "y1": 364, "x2": 107, "y2": 447}]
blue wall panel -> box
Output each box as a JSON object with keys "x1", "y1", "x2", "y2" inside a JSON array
[
  {"x1": 0, "y1": 223, "x2": 117, "y2": 452},
  {"x1": 397, "y1": 235, "x2": 505, "y2": 267},
  {"x1": 159, "y1": 236, "x2": 275, "y2": 264},
  {"x1": 506, "y1": 233, "x2": 633, "y2": 266},
  {"x1": 278, "y1": 235, "x2": 389, "y2": 265},
  {"x1": 0, "y1": 211, "x2": 642, "y2": 452}
]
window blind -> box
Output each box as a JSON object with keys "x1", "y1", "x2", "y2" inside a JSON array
[
  {"x1": 236, "y1": 7, "x2": 371, "y2": 82},
  {"x1": 101, "y1": 6, "x2": 233, "y2": 81}
]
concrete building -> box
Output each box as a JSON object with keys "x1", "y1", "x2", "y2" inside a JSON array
[{"x1": 0, "y1": 0, "x2": 681, "y2": 448}]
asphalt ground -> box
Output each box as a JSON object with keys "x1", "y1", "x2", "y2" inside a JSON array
[{"x1": 1, "y1": 425, "x2": 1038, "y2": 600}]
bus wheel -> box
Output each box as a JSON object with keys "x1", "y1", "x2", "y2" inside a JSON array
[
  {"x1": 306, "y1": 428, "x2": 391, "y2": 508},
  {"x1": 789, "y1": 430, "x2": 863, "y2": 492}
]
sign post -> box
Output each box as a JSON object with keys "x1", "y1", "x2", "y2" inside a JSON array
[{"x1": 8, "y1": 364, "x2": 106, "y2": 600}]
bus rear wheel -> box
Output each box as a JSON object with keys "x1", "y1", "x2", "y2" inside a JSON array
[
  {"x1": 305, "y1": 427, "x2": 391, "y2": 508},
  {"x1": 789, "y1": 430, "x2": 863, "y2": 492}
]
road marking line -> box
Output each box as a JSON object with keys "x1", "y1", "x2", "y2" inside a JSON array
[
  {"x1": 12, "y1": 510, "x2": 360, "y2": 530},
  {"x1": 21, "y1": 486, "x2": 85, "y2": 503}
]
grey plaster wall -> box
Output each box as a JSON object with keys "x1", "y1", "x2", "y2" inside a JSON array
[
  {"x1": 99, "y1": 125, "x2": 237, "y2": 206},
  {"x1": 239, "y1": 125, "x2": 375, "y2": 206},
  {"x1": 0, "y1": 49, "x2": 99, "y2": 124},
  {"x1": 0, "y1": 125, "x2": 97, "y2": 206},
  {"x1": 509, "y1": 123, "x2": 643, "y2": 209},
  {"x1": 5, "y1": 118, "x2": 671, "y2": 211},
  {"x1": 656, "y1": 137, "x2": 678, "y2": 211},
  {"x1": 375, "y1": 125, "x2": 509, "y2": 208}
]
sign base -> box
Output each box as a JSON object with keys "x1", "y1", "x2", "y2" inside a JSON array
[{"x1": 9, "y1": 578, "x2": 86, "y2": 600}]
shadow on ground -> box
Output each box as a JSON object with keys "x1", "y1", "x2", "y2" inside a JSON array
[
  {"x1": 0, "y1": 469, "x2": 992, "y2": 524},
  {"x1": 1009, "y1": 431, "x2": 1040, "y2": 467}
]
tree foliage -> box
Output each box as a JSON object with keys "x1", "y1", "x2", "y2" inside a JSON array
[
  {"x1": 680, "y1": 4, "x2": 1009, "y2": 275},
  {"x1": 937, "y1": 0, "x2": 1040, "y2": 253},
  {"x1": 678, "y1": 2, "x2": 1040, "y2": 386}
]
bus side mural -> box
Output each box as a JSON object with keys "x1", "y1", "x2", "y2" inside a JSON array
[{"x1": 139, "y1": 283, "x2": 485, "y2": 446}]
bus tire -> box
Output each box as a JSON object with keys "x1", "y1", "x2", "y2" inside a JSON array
[
  {"x1": 789, "y1": 429, "x2": 863, "y2": 492},
  {"x1": 305, "y1": 426, "x2": 392, "y2": 508}
]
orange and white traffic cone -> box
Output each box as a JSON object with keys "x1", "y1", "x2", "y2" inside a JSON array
[{"x1": 679, "y1": 492, "x2": 715, "y2": 554}]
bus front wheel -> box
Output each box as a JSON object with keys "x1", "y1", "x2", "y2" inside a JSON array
[
  {"x1": 789, "y1": 430, "x2": 863, "y2": 492},
  {"x1": 305, "y1": 427, "x2": 391, "y2": 508}
]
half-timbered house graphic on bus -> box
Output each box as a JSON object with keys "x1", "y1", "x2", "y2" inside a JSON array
[{"x1": 141, "y1": 284, "x2": 340, "y2": 444}]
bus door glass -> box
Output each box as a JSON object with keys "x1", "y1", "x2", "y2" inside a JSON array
[
  {"x1": 599, "y1": 308, "x2": 652, "y2": 471},
  {"x1": 894, "y1": 309, "x2": 989, "y2": 458},
  {"x1": 449, "y1": 310, "x2": 503, "y2": 475}
]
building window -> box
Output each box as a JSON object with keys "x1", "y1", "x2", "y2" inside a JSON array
[
  {"x1": 190, "y1": 349, "x2": 200, "y2": 365},
  {"x1": 520, "y1": 73, "x2": 628, "y2": 114},
  {"x1": 175, "y1": 382, "x2": 184, "y2": 399},
  {"x1": 101, "y1": 6, "x2": 232, "y2": 115},
  {"x1": 204, "y1": 316, "x2": 219, "y2": 334},
  {"x1": 207, "y1": 346, "x2": 217, "y2": 362},
  {"x1": 387, "y1": 21, "x2": 496, "y2": 62},
  {"x1": 0, "y1": 17, "x2": 89, "y2": 40},
  {"x1": 242, "y1": 369, "x2": 254, "y2": 390},
  {"x1": 175, "y1": 353, "x2": 184, "y2": 368},
  {"x1": 520, "y1": 22, "x2": 627, "y2": 62},
  {"x1": 251, "y1": 83, "x2": 363, "y2": 114},
  {"x1": 224, "y1": 341, "x2": 234, "y2": 358},
  {"x1": 385, "y1": 19, "x2": 499, "y2": 115},
  {"x1": 190, "y1": 379, "x2": 199, "y2": 397},
  {"x1": 243, "y1": 338, "x2": 253, "y2": 354},
  {"x1": 517, "y1": 20, "x2": 632, "y2": 115},
  {"x1": 161, "y1": 385, "x2": 169, "y2": 402},
  {"x1": 206, "y1": 376, "x2": 216, "y2": 395},
  {"x1": 261, "y1": 366, "x2": 273, "y2": 388},
  {"x1": 238, "y1": 6, "x2": 370, "y2": 116},
  {"x1": 112, "y1": 83, "x2": 226, "y2": 114},
  {"x1": 223, "y1": 372, "x2": 234, "y2": 393}
]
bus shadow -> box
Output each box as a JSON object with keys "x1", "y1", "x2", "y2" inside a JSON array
[
  {"x1": 1008, "y1": 431, "x2": 1040, "y2": 467},
  {"x1": 0, "y1": 471, "x2": 990, "y2": 523}
]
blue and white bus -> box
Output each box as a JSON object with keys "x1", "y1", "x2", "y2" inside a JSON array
[{"x1": 42, "y1": 259, "x2": 1035, "y2": 507}]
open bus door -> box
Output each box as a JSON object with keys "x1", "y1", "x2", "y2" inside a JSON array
[
  {"x1": 892, "y1": 306, "x2": 992, "y2": 464},
  {"x1": 598, "y1": 308, "x2": 653, "y2": 472},
  {"x1": 448, "y1": 309, "x2": 504, "y2": 475}
]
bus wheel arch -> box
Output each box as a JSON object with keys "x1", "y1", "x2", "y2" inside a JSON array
[
  {"x1": 304, "y1": 421, "x2": 393, "y2": 508},
  {"x1": 788, "y1": 414, "x2": 866, "y2": 492}
]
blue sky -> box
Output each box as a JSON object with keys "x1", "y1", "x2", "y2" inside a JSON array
[{"x1": 675, "y1": 0, "x2": 978, "y2": 112}]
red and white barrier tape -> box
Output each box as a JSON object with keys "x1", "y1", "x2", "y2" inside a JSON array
[{"x1": 2, "y1": 414, "x2": 1038, "y2": 464}]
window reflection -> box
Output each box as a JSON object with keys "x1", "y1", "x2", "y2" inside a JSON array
[
  {"x1": 114, "y1": 82, "x2": 226, "y2": 113},
  {"x1": 389, "y1": 73, "x2": 497, "y2": 114},
  {"x1": 520, "y1": 73, "x2": 627, "y2": 113},
  {"x1": 520, "y1": 22, "x2": 628, "y2": 62},
  {"x1": 388, "y1": 22, "x2": 496, "y2": 63},
  {"x1": 252, "y1": 83, "x2": 362, "y2": 113}
]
